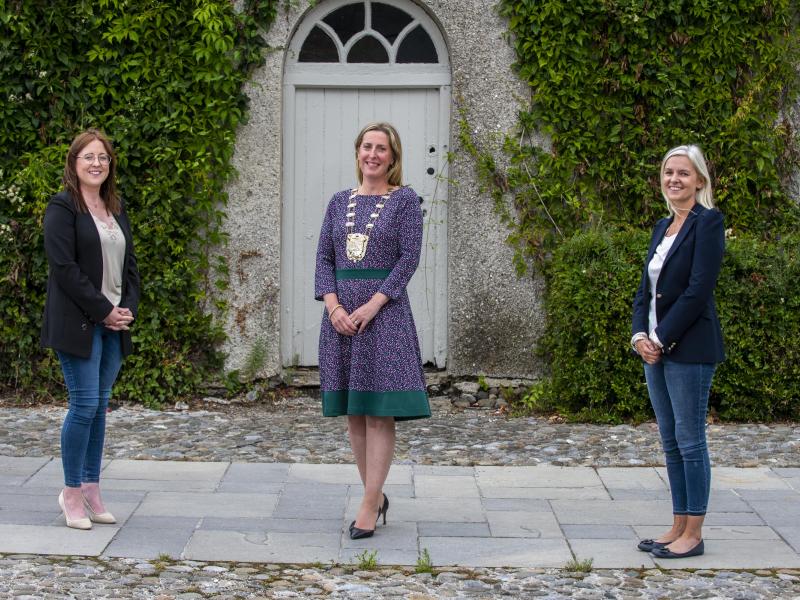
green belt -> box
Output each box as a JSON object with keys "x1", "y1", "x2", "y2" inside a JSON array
[{"x1": 336, "y1": 269, "x2": 390, "y2": 280}]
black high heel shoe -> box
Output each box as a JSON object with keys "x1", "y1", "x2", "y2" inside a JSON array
[
  {"x1": 377, "y1": 493, "x2": 389, "y2": 526},
  {"x1": 349, "y1": 494, "x2": 390, "y2": 539},
  {"x1": 349, "y1": 520, "x2": 374, "y2": 539}
]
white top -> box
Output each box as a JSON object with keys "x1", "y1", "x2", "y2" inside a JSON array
[
  {"x1": 646, "y1": 232, "x2": 677, "y2": 336},
  {"x1": 91, "y1": 214, "x2": 126, "y2": 306}
]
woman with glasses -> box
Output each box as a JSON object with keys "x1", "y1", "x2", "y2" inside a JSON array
[{"x1": 41, "y1": 129, "x2": 140, "y2": 529}]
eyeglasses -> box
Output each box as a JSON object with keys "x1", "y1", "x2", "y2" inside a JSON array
[{"x1": 78, "y1": 153, "x2": 111, "y2": 165}]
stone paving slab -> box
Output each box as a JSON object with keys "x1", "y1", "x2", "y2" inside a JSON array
[
  {"x1": 339, "y1": 547, "x2": 419, "y2": 566},
  {"x1": 485, "y1": 511, "x2": 563, "y2": 538},
  {"x1": 414, "y1": 474, "x2": 481, "y2": 498},
  {"x1": 0, "y1": 456, "x2": 50, "y2": 485},
  {"x1": 478, "y1": 484, "x2": 610, "y2": 500},
  {"x1": 475, "y1": 465, "x2": 602, "y2": 487},
  {"x1": 422, "y1": 536, "x2": 572, "y2": 567},
  {"x1": 103, "y1": 521, "x2": 197, "y2": 559},
  {"x1": 94, "y1": 478, "x2": 221, "y2": 492},
  {"x1": 551, "y1": 499, "x2": 675, "y2": 525},
  {"x1": 21, "y1": 460, "x2": 71, "y2": 488},
  {"x1": 596, "y1": 467, "x2": 666, "y2": 489},
  {"x1": 561, "y1": 524, "x2": 637, "y2": 539},
  {"x1": 0, "y1": 523, "x2": 118, "y2": 555},
  {"x1": 568, "y1": 538, "x2": 656, "y2": 569},
  {"x1": 184, "y1": 530, "x2": 341, "y2": 563},
  {"x1": 135, "y1": 491, "x2": 278, "y2": 518},
  {"x1": 102, "y1": 459, "x2": 229, "y2": 481},
  {"x1": 199, "y1": 516, "x2": 343, "y2": 533},
  {"x1": 1, "y1": 456, "x2": 800, "y2": 570},
  {"x1": 288, "y1": 463, "x2": 412, "y2": 485},
  {"x1": 776, "y1": 526, "x2": 800, "y2": 553},
  {"x1": 650, "y1": 539, "x2": 800, "y2": 569}
]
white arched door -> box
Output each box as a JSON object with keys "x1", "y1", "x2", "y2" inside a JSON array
[{"x1": 281, "y1": 0, "x2": 450, "y2": 368}]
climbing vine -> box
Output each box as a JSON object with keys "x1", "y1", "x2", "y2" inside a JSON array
[
  {"x1": 466, "y1": 0, "x2": 800, "y2": 268},
  {"x1": 0, "y1": 0, "x2": 278, "y2": 406},
  {"x1": 461, "y1": 0, "x2": 800, "y2": 421}
]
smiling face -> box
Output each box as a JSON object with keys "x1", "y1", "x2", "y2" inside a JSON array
[
  {"x1": 75, "y1": 138, "x2": 110, "y2": 193},
  {"x1": 357, "y1": 130, "x2": 393, "y2": 184},
  {"x1": 662, "y1": 155, "x2": 704, "y2": 208}
]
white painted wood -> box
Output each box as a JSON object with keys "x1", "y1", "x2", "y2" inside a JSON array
[
  {"x1": 281, "y1": 0, "x2": 450, "y2": 368},
  {"x1": 284, "y1": 65, "x2": 451, "y2": 87}
]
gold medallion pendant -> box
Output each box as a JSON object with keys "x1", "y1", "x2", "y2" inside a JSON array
[
  {"x1": 346, "y1": 233, "x2": 369, "y2": 262},
  {"x1": 344, "y1": 188, "x2": 393, "y2": 262}
]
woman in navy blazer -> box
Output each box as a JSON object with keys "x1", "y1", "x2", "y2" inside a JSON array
[
  {"x1": 41, "y1": 129, "x2": 140, "y2": 529},
  {"x1": 631, "y1": 145, "x2": 724, "y2": 559}
]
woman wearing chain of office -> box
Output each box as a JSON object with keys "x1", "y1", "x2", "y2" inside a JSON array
[{"x1": 315, "y1": 122, "x2": 430, "y2": 540}]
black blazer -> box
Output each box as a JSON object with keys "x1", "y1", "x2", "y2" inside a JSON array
[
  {"x1": 632, "y1": 204, "x2": 725, "y2": 363},
  {"x1": 41, "y1": 191, "x2": 140, "y2": 358}
]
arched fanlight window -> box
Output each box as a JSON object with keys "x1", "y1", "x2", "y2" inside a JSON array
[{"x1": 298, "y1": 1, "x2": 439, "y2": 64}]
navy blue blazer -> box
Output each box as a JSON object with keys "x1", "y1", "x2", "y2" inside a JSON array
[
  {"x1": 41, "y1": 191, "x2": 140, "y2": 358},
  {"x1": 631, "y1": 204, "x2": 725, "y2": 363}
]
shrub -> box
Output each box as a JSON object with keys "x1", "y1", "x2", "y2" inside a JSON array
[
  {"x1": 714, "y1": 234, "x2": 800, "y2": 420},
  {"x1": 527, "y1": 229, "x2": 800, "y2": 422}
]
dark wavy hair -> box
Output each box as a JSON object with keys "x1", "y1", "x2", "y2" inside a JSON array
[{"x1": 63, "y1": 128, "x2": 120, "y2": 215}]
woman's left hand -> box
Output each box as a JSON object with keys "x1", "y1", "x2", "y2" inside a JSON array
[
  {"x1": 636, "y1": 338, "x2": 662, "y2": 365},
  {"x1": 349, "y1": 294, "x2": 388, "y2": 334}
]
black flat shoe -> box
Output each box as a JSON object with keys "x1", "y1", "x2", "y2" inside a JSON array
[
  {"x1": 637, "y1": 538, "x2": 670, "y2": 552},
  {"x1": 377, "y1": 494, "x2": 389, "y2": 526},
  {"x1": 349, "y1": 520, "x2": 375, "y2": 540},
  {"x1": 651, "y1": 539, "x2": 704, "y2": 559}
]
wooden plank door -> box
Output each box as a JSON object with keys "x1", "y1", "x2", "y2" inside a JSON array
[{"x1": 281, "y1": 86, "x2": 448, "y2": 367}]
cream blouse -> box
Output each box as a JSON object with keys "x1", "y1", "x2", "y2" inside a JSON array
[{"x1": 91, "y1": 213, "x2": 126, "y2": 306}]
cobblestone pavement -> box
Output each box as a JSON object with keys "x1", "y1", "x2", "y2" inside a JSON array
[
  {"x1": 1, "y1": 395, "x2": 799, "y2": 467},
  {"x1": 1, "y1": 555, "x2": 799, "y2": 599},
  {"x1": 2, "y1": 395, "x2": 800, "y2": 598}
]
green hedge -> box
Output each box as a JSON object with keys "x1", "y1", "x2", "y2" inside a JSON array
[
  {"x1": 526, "y1": 229, "x2": 800, "y2": 423},
  {"x1": 0, "y1": 1, "x2": 278, "y2": 406}
]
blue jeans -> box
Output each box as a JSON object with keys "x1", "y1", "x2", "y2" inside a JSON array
[
  {"x1": 644, "y1": 359, "x2": 716, "y2": 516},
  {"x1": 57, "y1": 325, "x2": 123, "y2": 488}
]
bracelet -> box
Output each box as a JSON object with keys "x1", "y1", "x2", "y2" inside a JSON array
[
  {"x1": 328, "y1": 304, "x2": 344, "y2": 321},
  {"x1": 630, "y1": 332, "x2": 648, "y2": 353}
]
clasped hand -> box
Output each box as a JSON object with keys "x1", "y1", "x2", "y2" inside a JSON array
[
  {"x1": 635, "y1": 338, "x2": 662, "y2": 364},
  {"x1": 103, "y1": 306, "x2": 134, "y2": 331},
  {"x1": 330, "y1": 301, "x2": 380, "y2": 336}
]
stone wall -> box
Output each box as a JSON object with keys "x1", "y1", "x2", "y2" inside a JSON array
[{"x1": 218, "y1": 0, "x2": 549, "y2": 379}]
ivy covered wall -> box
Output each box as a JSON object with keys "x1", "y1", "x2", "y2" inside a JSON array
[
  {"x1": 474, "y1": 0, "x2": 800, "y2": 265},
  {"x1": 464, "y1": 0, "x2": 800, "y2": 421},
  {"x1": 0, "y1": 0, "x2": 278, "y2": 406},
  {"x1": 2, "y1": 0, "x2": 798, "y2": 418}
]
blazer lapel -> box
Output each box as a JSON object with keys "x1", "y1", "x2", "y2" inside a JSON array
[
  {"x1": 646, "y1": 219, "x2": 670, "y2": 263},
  {"x1": 663, "y1": 205, "x2": 702, "y2": 265}
]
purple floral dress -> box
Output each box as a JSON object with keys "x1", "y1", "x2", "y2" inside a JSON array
[{"x1": 315, "y1": 186, "x2": 430, "y2": 420}]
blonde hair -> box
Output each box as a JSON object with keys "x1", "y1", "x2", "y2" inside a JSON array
[
  {"x1": 354, "y1": 122, "x2": 403, "y2": 186},
  {"x1": 63, "y1": 128, "x2": 121, "y2": 215},
  {"x1": 660, "y1": 144, "x2": 714, "y2": 215}
]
